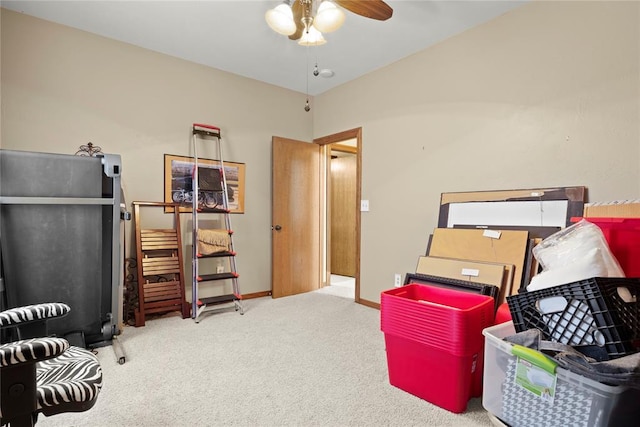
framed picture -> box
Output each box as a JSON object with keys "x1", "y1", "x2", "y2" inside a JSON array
[
  {"x1": 438, "y1": 186, "x2": 586, "y2": 228},
  {"x1": 403, "y1": 273, "x2": 499, "y2": 311},
  {"x1": 164, "y1": 154, "x2": 245, "y2": 213}
]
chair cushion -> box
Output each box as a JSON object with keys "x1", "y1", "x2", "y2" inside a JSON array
[
  {"x1": 36, "y1": 346, "x2": 102, "y2": 413},
  {"x1": 0, "y1": 337, "x2": 69, "y2": 367},
  {"x1": 0, "y1": 303, "x2": 71, "y2": 328}
]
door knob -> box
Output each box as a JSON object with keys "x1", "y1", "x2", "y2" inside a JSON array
[{"x1": 274, "y1": 225, "x2": 282, "y2": 231}]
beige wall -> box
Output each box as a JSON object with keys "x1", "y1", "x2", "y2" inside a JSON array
[
  {"x1": 2, "y1": 1, "x2": 639, "y2": 305},
  {"x1": 314, "y1": 1, "x2": 640, "y2": 302},
  {"x1": 0, "y1": 8, "x2": 312, "y2": 299}
]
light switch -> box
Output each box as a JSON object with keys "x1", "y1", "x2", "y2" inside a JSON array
[{"x1": 361, "y1": 200, "x2": 370, "y2": 212}]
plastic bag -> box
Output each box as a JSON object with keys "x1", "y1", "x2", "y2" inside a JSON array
[
  {"x1": 532, "y1": 219, "x2": 625, "y2": 277},
  {"x1": 527, "y1": 246, "x2": 609, "y2": 292}
]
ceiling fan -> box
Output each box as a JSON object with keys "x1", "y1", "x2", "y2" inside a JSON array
[{"x1": 266, "y1": 0, "x2": 393, "y2": 45}]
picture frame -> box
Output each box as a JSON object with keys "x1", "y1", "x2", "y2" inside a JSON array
[
  {"x1": 403, "y1": 273, "x2": 499, "y2": 311},
  {"x1": 438, "y1": 186, "x2": 586, "y2": 228},
  {"x1": 164, "y1": 154, "x2": 245, "y2": 213}
]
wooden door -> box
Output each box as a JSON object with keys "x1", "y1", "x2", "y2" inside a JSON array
[
  {"x1": 330, "y1": 154, "x2": 357, "y2": 276},
  {"x1": 271, "y1": 137, "x2": 321, "y2": 298}
]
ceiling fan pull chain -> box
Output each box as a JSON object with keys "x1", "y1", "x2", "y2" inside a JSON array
[
  {"x1": 313, "y1": 44, "x2": 320, "y2": 76},
  {"x1": 305, "y1": 43, "x2": 311, "y2": 112}
]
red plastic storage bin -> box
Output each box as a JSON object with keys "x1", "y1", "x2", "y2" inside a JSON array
[
  {"x1": 571, "y1": 217, "x2": 640, "y2": 277},
  {"x1": 380, "y1": 284, "x2": 495, "y2": 413},
  {"x1": 494, "y1": 302, "x2": 512, "y2": 325}
]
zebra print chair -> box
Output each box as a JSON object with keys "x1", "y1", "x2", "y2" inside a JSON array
[{"x1": 0, "y1": 303, "x2": 102, "y2": 426}]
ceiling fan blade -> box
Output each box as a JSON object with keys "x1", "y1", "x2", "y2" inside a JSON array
[
  {"x1": 288, "y1": 0, "x2": 304, "y2": 40},
  {"x1": 335, "y1": 0, "x2": 393, "y2": 21}
]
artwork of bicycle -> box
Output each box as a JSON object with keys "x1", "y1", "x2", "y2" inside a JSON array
[
  {"x1": 171, "y1": 186, "x2": 235, "y2": 208},
  {"x1": 164, "y1": 154, "x2": 245, "y2": 213}
]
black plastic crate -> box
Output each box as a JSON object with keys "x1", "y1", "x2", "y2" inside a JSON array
[{"x1": 507, "y1": 277, "x2": 640, "y2": 361}]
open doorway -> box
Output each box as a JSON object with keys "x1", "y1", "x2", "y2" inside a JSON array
[
  {"x1": 328, "y1": 142, "x2": 357, "y2": 297},
  {"x1": 314, "y1": 128, "x2": 362, "y2": 302}
]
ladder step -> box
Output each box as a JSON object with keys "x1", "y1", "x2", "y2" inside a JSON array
[
  {"x1": 144, "y1": 297, "x2": 183, "y2": 307},
  {"x1": 198, "y1": 294, "x2": 238, "y2": 306},
  {"x1": 193, "y1": 123, "x2": 221, "y2": 138},
  {"x1": 142, "y1": 266, "x2": 180, "y2": 275},
  {"x1": 198, "y1": 272, "x2": 238, "y2": 282},
  {"x1": 144, "y1": 303, "x2": 185, "y2": 315},
  {"x1": 197, "y1": 251, "x2": 236, "y2": 259},
  {"x1": 197, "y1": 207, "x2": 230, "y2": 214}
]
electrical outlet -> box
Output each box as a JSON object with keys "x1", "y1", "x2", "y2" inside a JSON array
[
  {"x1": 217, "y1": 265, "x2": 225, "y2": 274},
  {"x1": 394, "y1": 273, "x2": 402, "y2": 287}
]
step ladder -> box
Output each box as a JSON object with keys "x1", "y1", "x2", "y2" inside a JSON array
[
  {"x1": 191, "y1": 123, "x2": 244, "y2": 322},
  {"x1": 132, "y1": 201, "x2": 191, "y2": 326}
]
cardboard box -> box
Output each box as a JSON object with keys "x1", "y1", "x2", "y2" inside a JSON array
[{"x1": 584, "y1": 200, "x2": 640, "y2": 218}]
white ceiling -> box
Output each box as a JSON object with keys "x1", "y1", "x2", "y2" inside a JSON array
[{"x1": 2, "y1": 0, "x2": 527, "y2": 96}]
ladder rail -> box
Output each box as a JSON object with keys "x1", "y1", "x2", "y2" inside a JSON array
[
  {"x1": 191, "y1": 132, "x2": 200, "y2": 319},
  {"x1": 216, "y1": 136, "x2": 241, "y2": 299}
]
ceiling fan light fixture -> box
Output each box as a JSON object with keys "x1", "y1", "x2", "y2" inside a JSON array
[
  {"x1": 265, "y1": 2, "x2": 296, "y2": 36},
  {"x1": 298, "y1": 26, "x2": 327, "y2": 46},
  {"x1": 312, "y1": 1, "x2": 345, "y2": 33}
]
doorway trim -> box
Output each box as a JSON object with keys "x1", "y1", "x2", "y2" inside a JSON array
[{"x1": 314, "y1": 128, "x2": 362, "y2": 303}]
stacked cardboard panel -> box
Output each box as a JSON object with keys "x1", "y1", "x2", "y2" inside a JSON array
[{"x1": 406, "y1": 187, "x2": 587, "y2": 307}]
